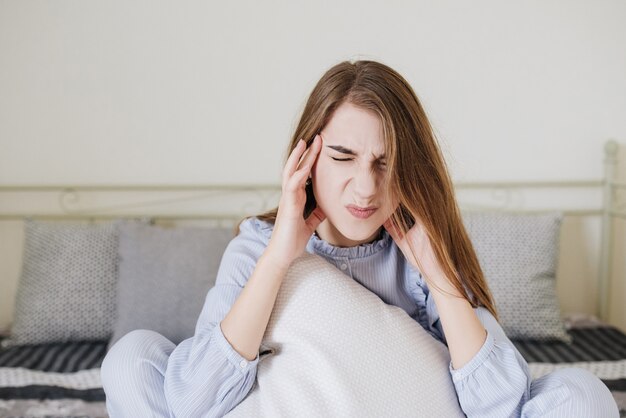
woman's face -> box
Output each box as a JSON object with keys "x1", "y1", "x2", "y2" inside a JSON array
[{"x1": 311, "y1": 102, "x2": 399, "y2": 247}]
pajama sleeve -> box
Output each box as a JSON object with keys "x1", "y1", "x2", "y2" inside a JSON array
[
  {"x1": 408, "y1": 265, "x2": 532, "y2": 418},
  {"x1": 163, "y1": 219, "x2": 273, "y2": 418},
  {"x1": 444, "y1": 306, "x2": 532, "y2": 417}
]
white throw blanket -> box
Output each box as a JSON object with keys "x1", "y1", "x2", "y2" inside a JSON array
[{"x1": 226, "y1": 252, "x2": 464, "y2": 417}]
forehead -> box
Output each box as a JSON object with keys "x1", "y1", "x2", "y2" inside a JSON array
[{"x1": 321, "y1": 103, "x2": 385, "y2": 156}]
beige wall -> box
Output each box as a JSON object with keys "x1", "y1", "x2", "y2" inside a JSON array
[{"x1": 1, "y1": 1, "x2": 625, "y2": 332}]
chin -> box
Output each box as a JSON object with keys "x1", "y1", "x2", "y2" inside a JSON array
[{"x1": 337, "y1": 222, "x2": 381, "y2": 242}]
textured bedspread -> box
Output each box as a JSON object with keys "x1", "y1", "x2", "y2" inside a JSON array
[{"x1": 0, "y1": 318, "x2": 625, "y2": 417}]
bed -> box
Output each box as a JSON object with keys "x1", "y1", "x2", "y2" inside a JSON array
[
  {"x1": 1, "y1": 316, "x2": 624, "y2": 417},
  {"x1": 0, "y1": 140, "x2": 624, "y2": 417}
]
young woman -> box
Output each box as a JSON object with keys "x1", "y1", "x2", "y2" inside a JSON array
[{"x1": 101, "y1": 60, "x2": 619, "y2": 417}]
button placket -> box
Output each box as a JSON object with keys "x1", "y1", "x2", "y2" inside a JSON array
[{"x1": 338, "y1": 258, "x2": 352, "y2": 277}]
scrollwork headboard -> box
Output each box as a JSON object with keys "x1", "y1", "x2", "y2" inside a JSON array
[{"x1": 0, "y1": 140, "x2": 623, "y2": 324}]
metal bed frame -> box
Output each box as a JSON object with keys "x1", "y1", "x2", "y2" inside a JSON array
[{"x1": 0, "y1": 140, "x2": 623, "y2": 322}]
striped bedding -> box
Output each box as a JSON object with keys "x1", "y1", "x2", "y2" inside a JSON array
[
  {"x1": 0, "y1": 325, "x2": 625, "y2": 417},
  {"x1": 514, "y1": 326, "x2": 626, "y2": 411}
]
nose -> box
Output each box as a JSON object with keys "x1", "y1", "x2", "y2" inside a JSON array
[{"x1": 353, "y1": 166, "x2": 378, "y2": 204}]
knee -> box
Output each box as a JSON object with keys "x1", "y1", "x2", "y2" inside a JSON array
[
  {"x1": 550, "y1": 368, "x2": 618, "y2": 417},
  {"x1": 101, "y1": 329, "x2": 174, "y2": 395},
  {"x1": 553, "y1": 368, "x2": 609, "y2": 398}
]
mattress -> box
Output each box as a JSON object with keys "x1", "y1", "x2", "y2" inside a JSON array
[{"x1": 0, "y1": 323, "x2": 625, "y2": 417}]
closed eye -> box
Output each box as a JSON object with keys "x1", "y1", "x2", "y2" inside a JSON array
[{"x1": 331, "y1": 157, "x2": 387, "y2": 169}]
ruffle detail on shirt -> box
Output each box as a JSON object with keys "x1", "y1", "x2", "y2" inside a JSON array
[
  {"x1": 406, "y1": 272, "x2": 432, "y2": 332},
  {"x1": 248, "y1": 217, "x2": 274, "y2": 243},
  {"x1": 448, "y1": 330, "x2": 529, "y2": 417},
  {"x1": 405, "y1": 263, "x2": 446, "y2": 342},
  {"x1": 250, "y1": 217, "x2": 392, "y2": 259}
]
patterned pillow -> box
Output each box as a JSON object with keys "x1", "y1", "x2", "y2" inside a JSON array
[
  {"x1": 461, "y1": 211, "x2": 571, "y2": 342},
  {"x1": 107, "y1": 222, "x2": 235, "y2": 351},
  {"x1": 1, "y1": 219, "x2": 122, "y2": 348}
]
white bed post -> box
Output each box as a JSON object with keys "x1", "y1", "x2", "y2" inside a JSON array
[{"x1": 598, "y1": 139, "x2": 618, "y2": 321}]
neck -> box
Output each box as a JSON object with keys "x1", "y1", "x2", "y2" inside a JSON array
[{"x1": 315, "y1": 220, "x2": 382, "y2": 247}]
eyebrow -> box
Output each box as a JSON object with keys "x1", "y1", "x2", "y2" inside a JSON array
[{"x1": 325, "y1": 145, "x2": 386, "y2": 160}]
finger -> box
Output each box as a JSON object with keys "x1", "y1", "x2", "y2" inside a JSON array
[
  {"x1": 306, "y1": 206, "x2": 327, "y2": 230},
  {"x1": 295, "y1": 135, "x2": 317, "y2": 172},
  {"x1": 284, "y1": 139, "x2": 306, "y2": 179},
  {"x1": 383, "y1": 219, "x2": 396, "y2": 239},
  {"x1": 295, "y1": 135, "x2": 321, "y2": 173},
  {"x1": 286, "y1": 168, "x2": 311, "y2": 192},
  {"x1": 384, "y1": 218, "x2": 403, "y2": 241}
]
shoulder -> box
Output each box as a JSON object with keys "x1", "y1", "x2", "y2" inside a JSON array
[
  {"x1": 214, "y1": 217, "x2": 274, "y2": 287},
  {"x1": 236, "y1": 216, "x2": 274, "y2": 246}
]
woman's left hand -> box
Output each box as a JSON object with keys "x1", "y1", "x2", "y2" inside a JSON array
[{"x1": 383, "y1": 216, "x2": 443, "y2": 284}]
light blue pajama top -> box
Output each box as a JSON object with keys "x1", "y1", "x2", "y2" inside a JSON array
[{"x1": 162, "y1": 217, "x2": 532, "y2": 417}]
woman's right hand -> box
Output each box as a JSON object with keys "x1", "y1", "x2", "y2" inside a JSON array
[{"x1": 267, "y1": 134, "x2": 327, "y2": 268}]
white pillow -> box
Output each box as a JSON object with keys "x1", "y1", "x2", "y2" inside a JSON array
[{"x1": 227, "y1": 252, "x2": 464, "y2": 417}]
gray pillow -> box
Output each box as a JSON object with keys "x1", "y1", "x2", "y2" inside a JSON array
[
  {"x1": 1, "y1": 219, "x2": 122, "y2": 348},
  {"x1": 107, "y1": 222, "x2": 235, "y2": 351},
  {"x1": 461, "y1": 211, "x2": 571, "y2": 342}
]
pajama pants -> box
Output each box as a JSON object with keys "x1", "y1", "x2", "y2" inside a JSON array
[{"x1": 101, "y1": 329, "x2": 620, "y2": 418}]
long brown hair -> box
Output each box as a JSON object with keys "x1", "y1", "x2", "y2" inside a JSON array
[{"x1": 237, "y1": 59, "x2": 499, "y2": 320}]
